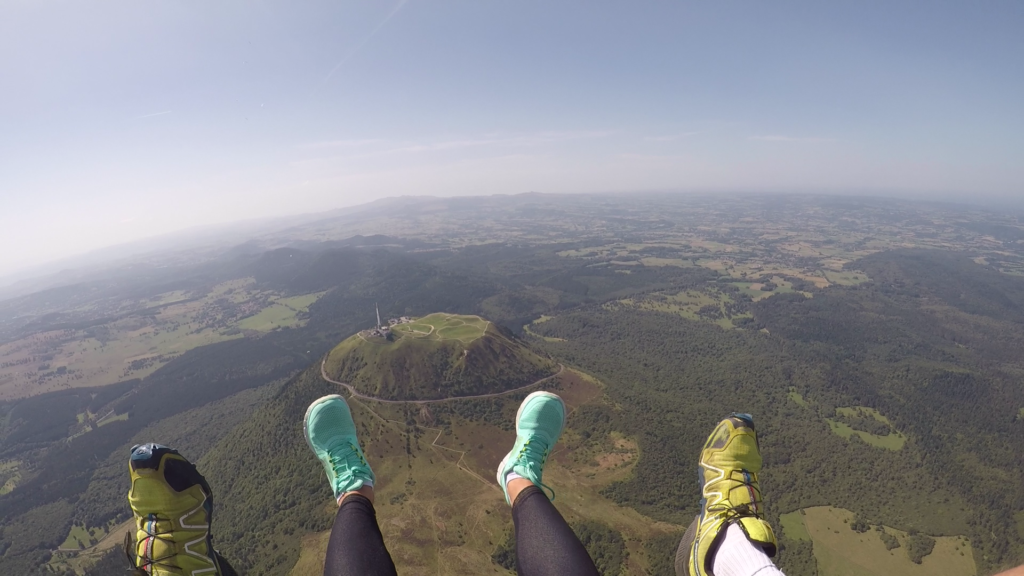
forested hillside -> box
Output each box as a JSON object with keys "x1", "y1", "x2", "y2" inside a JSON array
[{"x1": 530, "y1": 249, "x2": 1024, "y2": 575}]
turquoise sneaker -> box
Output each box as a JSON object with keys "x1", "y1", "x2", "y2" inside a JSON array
[
  {"x1": 496, "y1": 391, "x2": 566, "y2": 505},
  {"x1": 304, "y1": 395, "x2": 375, "y2": 500}
]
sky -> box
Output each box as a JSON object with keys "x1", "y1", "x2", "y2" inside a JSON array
[{"x1": 1, "y1": 0, "x2": 1023, "y2": 276}]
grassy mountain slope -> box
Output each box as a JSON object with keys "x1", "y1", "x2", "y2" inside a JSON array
[{"x1": 324, "y1": 315, "x2": 557, "y2": 401}]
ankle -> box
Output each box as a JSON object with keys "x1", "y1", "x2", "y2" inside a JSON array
[
  {"x1": 337, "y1": 485, "x2": 375, "y2": 506},
  {"x1": 505, "y1": 477, "x2": 535, "y2": 505},
  {"x1": 712, "y1": 523, "x2": 781, "y2": 576}
]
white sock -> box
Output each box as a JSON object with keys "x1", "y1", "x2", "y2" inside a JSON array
[
  {"x1": 335, "y1": 480, "x2": 374, "y2": 505},
  {"x1": 505, "y1": 470, "x2": 524, "y2": 484},
  {"x1": 712, "y1": 523, "x2": 786, "y2": 576}
]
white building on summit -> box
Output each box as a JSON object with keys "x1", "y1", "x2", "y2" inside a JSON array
[{"x1": 364, "y1": 305, "x2": 412, "y2": 339}]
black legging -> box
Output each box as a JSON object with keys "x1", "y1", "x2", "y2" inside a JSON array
[{"x1": 324, "y1": 487, "x2": 599, "y2": 576}]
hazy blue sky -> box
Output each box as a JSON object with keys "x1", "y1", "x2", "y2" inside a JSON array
[{"x1": 1, "y1": 1, "x2": 1022, "y2": 275}]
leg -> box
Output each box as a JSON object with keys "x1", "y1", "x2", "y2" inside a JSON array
[
  {"x1": 305, "y1": 395, "x2": 397, "y2": 576},
  {"x1": 512, "y1": 483, "x2": 599, "y2": 576},
  {"x1": 497, "y1": 391, "x2": 600, "y2": 576},
  {"x1": 323, "y1": 491, "x2": 397, "y2": 576},
  {"x1": 674, "y1": 414, "x2": 784, "y2": 576}
]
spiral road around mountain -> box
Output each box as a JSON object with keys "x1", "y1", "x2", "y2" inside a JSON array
[{"x1": 320, "y1": 358, "x2": 564, "y2": 404}]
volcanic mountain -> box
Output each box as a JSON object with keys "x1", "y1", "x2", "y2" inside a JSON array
[{"x1": 322, "y1": 313, "x2": 558, "y2": 401}]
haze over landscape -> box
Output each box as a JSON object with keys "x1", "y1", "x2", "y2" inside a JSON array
[
  {"x1": 2, "y1": 3, "x2": 1024, "y2": 576},
  {"x1": 2, "y1": 1, "x2": 1023, "y2": 277}
]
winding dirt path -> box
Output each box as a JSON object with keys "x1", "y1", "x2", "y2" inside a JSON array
[{"x1": 320, "y1": 358, "x2": 564, "y2": 404}]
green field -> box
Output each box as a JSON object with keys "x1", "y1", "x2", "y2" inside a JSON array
[
  {"x1": 278, "y1": 292, "x2": 326, "y2": 310},
  {"x1": 826, "y1": 407, "x2": 907, "y2": 450},
  {"x1": 0, "y1": 278, "x2": 265, "y2": 399},
  {"x1": 731, "y1": 276, "x2": 798, "y2": 301},
  {"x1": 822, "y1": 270, "x2": 870, "y2": 286},
  {"x1": 237, "y1": 304, "x2": 302, "y2": 331},
  {"x1": 781, "y1": 510, "x2": 812, "y2": 541},
  {"x1": 0, "y1": 459, "x2": 20, "y2": 495},
  {"x1": 789, "y1": 506, "x2": 975, "y2": 576},
  {"x1": 392, "y1": 313, "x2": 490, "y2": 344},
  {"x1": 639, "y1": 257, "x2": 692, "y2": 267},
  {"x1": 0, "y1": 283, "x2": 327, "y2": 399},
  {"x1": 95, "y1": 412, "x2": 128, "y2": 427},
  {"x1": 610, "y1": 288, "x2": 751, "y2": 329},
  {"x1": 237, "y1": 291, "x2": 326, "y2": 332},
  {"x1": 60, "y1": 525, "x2": 97, "y2": 550},
  {"x1": 788, "y1": 388, "x2": 810, "y2": 408},
  {"x1": 59, "y1": 520, "x2": 119, "y2": 550}
]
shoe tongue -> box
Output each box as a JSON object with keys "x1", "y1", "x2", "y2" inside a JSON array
[
  {"x1": 514, "y1": 439, "x2": 548, "y2": 475},
  {"x1": 130, "y1": 476, "x2": 203, "y2": 516},
  {"x1": 527, "y1": 437, "x2": 550, "y2": 454}
]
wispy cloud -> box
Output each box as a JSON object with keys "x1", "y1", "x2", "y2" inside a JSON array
[
  {"x1": 748, "y1": 135, "x2": 835, "y2": 143},
  {"x1": 380, "y1": 130, "x2": 612, "y2": 154},
  {"x1": 300, "y1": 138, "x2": 387, "y2": 149},
  {"x1": 298, "y1": 130, "x2": 610, "y2": 155},
  {"x1": 291, "y1": 130, "x2": 612, "y2": 168},
  {"x1": 133, "y1": 110, "x2": 172, "y2": 120},
  {"x1": 645, "y1": 131, "x2": 701, "y2": 142},
  {"x1": 324, "y1": 0, "x2": 409, "y2": 83}
]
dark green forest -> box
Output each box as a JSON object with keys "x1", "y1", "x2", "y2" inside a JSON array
[{"x1": 530, "y1": 249, "x2": 1024, "y2": 575}]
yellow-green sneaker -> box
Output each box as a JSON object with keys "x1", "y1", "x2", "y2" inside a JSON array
[
  {"x1": 674, "y1": 414, "x2": 777, "y2": 576},
  {"x1": 125, "y1": 443, "x2": 236, "y2": 576}
]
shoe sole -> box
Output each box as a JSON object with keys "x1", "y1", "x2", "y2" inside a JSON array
[
  {"x1": 496, "y1": 391, "x2": 566, "y2": 489},
  {"x1": 303, "y1": 394, "x2": 347, "y2": 457},
  {"x1": 674, "y1": 515, "x2": 699, "y2": 576}
]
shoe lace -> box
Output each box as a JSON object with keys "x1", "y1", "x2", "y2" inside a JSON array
[
  {"x1": 329, "y1": 442, "x2": 370, "y2": 484},
  {"x1": 707, "y1": 469, "x2": 764, "y2": 520},
  {"x1": 122, "y1": 514, "x2": 177, "y2": 574},
  {"x1": 515, "y1": 439, "x2": 556, "y2": 501}
]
